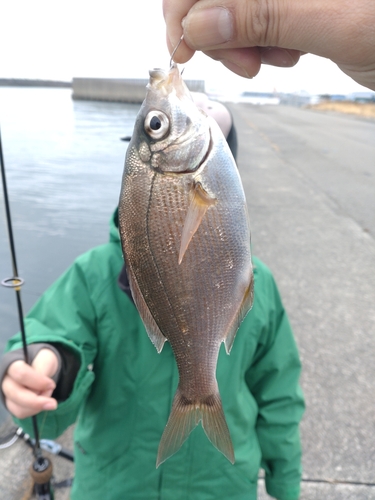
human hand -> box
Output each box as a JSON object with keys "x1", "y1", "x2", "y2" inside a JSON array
[
  {"x1": 163, "y1": 0, "x2": 375, "y2": 90},
  {"x1": 2, "y1": 349, "x2": 59, "y2": 419}
]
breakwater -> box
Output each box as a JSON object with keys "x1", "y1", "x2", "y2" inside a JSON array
[
  {"x1": 72, "y1": 77, "x2": 205, "y2": 103},
  {"x1": 0, "y1": 78, "x2": 71, "y2": 88},
  {"x1": 0, "y1": 77, "x2": 205, "y2": 103}
]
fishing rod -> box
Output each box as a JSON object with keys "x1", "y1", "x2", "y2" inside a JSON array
[{"x1": 0, "y1": 126, "x2": 54, "y2": 499}]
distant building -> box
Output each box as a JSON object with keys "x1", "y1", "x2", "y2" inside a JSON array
[
  {"x1": 239, "y1": 91, "x2": 280, "y2": 105},
  {"x1": 346, "y1": 91, "x2": 375, "y2": 103},
  {"x1": 325, "y1": 94, "x2": 346, "y2": 101},
  {"x1": 279, "y1": 92, "x2": 312, "y2": 107},
  {"x1": 315, "y1": 92, "x2": 375, "y2": 103}
]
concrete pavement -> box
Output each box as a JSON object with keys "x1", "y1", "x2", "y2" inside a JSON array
[{"x1": 230, "y1": 103, "x2": 375, "y2": 498}]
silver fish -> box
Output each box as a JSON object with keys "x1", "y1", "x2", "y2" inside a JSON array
[{"x1": 118, "y1": 64, "x2": 254, "y2": 467}]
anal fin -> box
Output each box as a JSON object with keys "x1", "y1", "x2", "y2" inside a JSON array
[{"x1": 178, "y1": 182, "x2": 216, "y2": 265}]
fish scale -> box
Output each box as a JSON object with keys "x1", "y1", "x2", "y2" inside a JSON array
[{"x1": 118, "y1": 64, "x2": 254, "y2": 468}]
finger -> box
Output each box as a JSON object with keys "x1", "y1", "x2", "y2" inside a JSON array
[
  {"x1": 181, "y1": 0, "x2": 268, "y2": 50},
  {"x1": 259, "y1": 47, "x2": 301, "y2": 67},
  {"x1": 204, "y1": 47, "x2": 262, "y2": 78},
  {"x1": 165, "y1": 34, "x2": 195, "y2": 64},
  {"x1": 6, "y1": 396, "x2": 57, "y2": 420},
  {"x1": 32, "y1": 348, "x2": 59, "y2": 379},
  {"x1": 7, "y1": 361, "x2": 56, "y2": 393},
  {"x1": 163, "y1": 0, "x2": 196, "y2": 62},
  {"x1": 181, "y1": 0, "x2": 331, "y2": 56},
  {"x1": 3, "y1": 377, "x2": 57, "y2": 419},
  {"x1": 2, "y1": 376, "x2": 54, "y2": 405}
]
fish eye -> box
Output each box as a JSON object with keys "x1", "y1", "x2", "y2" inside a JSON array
[{"x1": 144, "y1": 111, "x2": 169, "y2": 140}]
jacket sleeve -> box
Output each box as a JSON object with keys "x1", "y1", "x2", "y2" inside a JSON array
[
  {"x1": 4, "y1": 258, "x2": 97, "y2": 439},
  {"x1": 245, "y1": 273, "x2": 305, "y2": 500}
]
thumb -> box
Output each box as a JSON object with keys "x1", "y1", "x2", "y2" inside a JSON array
[
  {"x1": 31, "y1": 348, "x2": 59, "y2": 380},
  {"x1": 181, "y1": 0, "x2": 330, "y2": 50},
  {"x1": 179, "y1": 0, "x2": 375, "y2": 88}
]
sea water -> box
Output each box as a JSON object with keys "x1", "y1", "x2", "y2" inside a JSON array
[{"x1": 0, "y1": 87, "x2": 139, "y2": 423}]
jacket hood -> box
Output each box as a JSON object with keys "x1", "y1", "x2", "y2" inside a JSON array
[{"x1": 110, "y1": 208, "x2": 121, "y2": 243}]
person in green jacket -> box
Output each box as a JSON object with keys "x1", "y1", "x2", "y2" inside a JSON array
[{"x1": 1, "y1": 109, "x2": 304, "y2": 500}]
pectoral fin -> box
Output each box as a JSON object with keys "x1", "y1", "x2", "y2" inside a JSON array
[{"x1": 178, "y1": 182, "x2": 216, "y2": 265}]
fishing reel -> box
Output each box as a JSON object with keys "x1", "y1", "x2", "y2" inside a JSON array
[
  {"x1": 31, "y1": 454, "x2": 54, "y2": 500},
  {"x1": 0, "y1": 426, "x2": 74, "y2": 498}
]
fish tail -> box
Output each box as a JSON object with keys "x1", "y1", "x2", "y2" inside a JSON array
[
  {"x1": 200, "y1": 393, "x2": 235, "y2": 464},
  {"x1": 156, "y1": 389, "x2": 234, "y2": 467}
]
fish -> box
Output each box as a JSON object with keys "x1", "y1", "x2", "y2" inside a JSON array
[{"x1": 118, "y1": 64, "x2": 254, "y2": 467}]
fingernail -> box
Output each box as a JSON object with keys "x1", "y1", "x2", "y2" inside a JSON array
[
  {"x1": 183, "y1": 7, "x2": 234, "y2": 48},
  {"x1": 43, "y1": 400, "x2": 57, "y2": 411},
  {"x1": 260, "y1": 47, "x2": 297, "y2": 67}
]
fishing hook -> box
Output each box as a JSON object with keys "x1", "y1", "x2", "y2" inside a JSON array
[
  {"x1": 0, "y1": 126, "x2": 54, "y2": 499},
  {"x1": 170, "y1": 34, "x2": 185, "y2": 67}
]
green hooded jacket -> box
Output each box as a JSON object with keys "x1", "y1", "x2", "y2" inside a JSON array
[{"x1": 6, "y1": 211, "x2": 304, "y2": 500}]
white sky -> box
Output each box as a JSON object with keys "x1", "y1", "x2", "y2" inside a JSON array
[{"x1": 0, "y1": 0, "x2": 370, "y2": 96}]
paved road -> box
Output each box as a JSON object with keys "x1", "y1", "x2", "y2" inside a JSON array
[
  {"x1": 228, "y1": 103, "x2": 375, "y2": 499},
  {"x1": 233, "y1": 104, "x2": 375, "y2": 237}
]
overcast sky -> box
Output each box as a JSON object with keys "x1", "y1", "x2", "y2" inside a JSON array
[{"x1": 0, "y1": 0, "x2": 371, "y2": 96}]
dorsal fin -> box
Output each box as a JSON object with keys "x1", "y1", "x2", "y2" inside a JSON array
[{"x1": 224, "y1": 273, "x2": 254, "y2": 354}]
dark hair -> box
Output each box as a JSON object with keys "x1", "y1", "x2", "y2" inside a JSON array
[{"x1": 226, "y1": 122, "x2": 238, "y2": 162}]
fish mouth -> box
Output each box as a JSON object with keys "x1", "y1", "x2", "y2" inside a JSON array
[
  {"x1": 148, "y1": 65, "x2": 185, "y2": 96},
  {"x1": 149, "y1": 68, "x2": 168, "y2": 83},
  {"x1": 147, "y1": 64, "x2": 212, "y2": 175}
]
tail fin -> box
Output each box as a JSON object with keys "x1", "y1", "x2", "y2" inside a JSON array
[
  {"x1": 200, "y1": 394, "x2": 235, "y2": 464},
  {"x1": 156, "y1": 388, "x2": 234, "y2": 467}
]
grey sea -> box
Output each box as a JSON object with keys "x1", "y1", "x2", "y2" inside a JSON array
[{"x1": 0, "y1": 87, "x2": 139, "y2": 423}]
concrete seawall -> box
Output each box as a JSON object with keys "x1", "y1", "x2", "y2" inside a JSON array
[
  {"x1": 0, "y1": 79, "x2": 71, "y2": 88},
  {"x1": 72, "y1": 77, "x2": 205, "y2": 103}
]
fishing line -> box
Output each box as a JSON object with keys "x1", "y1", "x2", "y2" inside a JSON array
[{"x1": 0, "y1": 126, "x2": 54, "y2": 499}]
